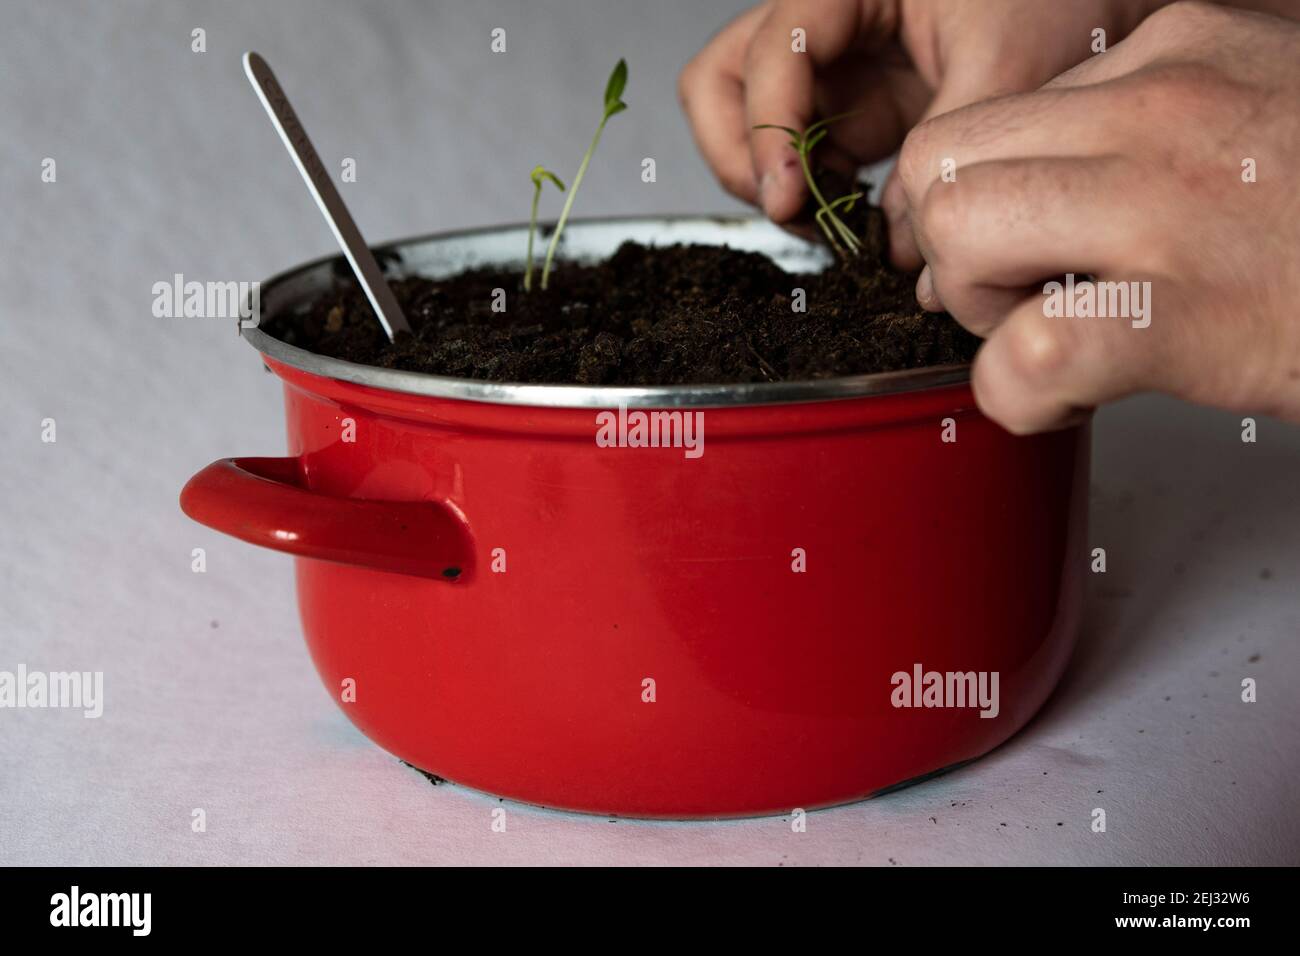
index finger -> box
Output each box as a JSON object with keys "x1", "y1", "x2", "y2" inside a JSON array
[{"x1": 742, "y1": 0, "x2": 867, "y2": 221}]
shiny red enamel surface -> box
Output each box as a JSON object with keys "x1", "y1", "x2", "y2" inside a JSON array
[{"x1": 181, "y1": 358, "x2": 1089, "y2": 817}]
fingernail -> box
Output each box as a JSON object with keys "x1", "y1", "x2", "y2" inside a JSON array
[
  {"x1": 760, "y1": 173, "x2": 785, "y2": 218},
  {"x1": 760, "y1": 159, "x2": 799, "y2": 218},
  {"x1": 916, "y1": 265, "x2": 939, "y2": 311}
]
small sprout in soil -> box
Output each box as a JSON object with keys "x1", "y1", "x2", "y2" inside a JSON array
[
  {"x1": 753, "y1": 113, "x2": 863, "y2": 259},
  {"x1": 524, "y1": 165, "x2": 565, "y2": 292},
  {"x1": 540, "y1": 58, "x2": 628, "y2": 291}
]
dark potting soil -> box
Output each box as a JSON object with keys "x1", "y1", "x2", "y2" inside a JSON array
[{"x1": 261, "y1": 203, "x2": 979, "y2": 386}]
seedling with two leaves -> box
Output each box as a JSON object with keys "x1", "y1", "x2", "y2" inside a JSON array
[
  {"x1": 527, "y1": 59, "x2": 629, "y2": 292},
  {"x1": 753, "y1": 113, "x2": 864, "y2": 259},
  {"x1": 524, "y1": 166, "x2": 565, "y2": 292}
]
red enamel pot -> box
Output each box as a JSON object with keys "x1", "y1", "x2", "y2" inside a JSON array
[{"x1": 180, "y1": 218, "x2": 1089, "y2": 818}]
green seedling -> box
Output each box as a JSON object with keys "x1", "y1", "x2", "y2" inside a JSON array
[
  {"x1": 539, "y1": 58, "x2": 628, "y2": 291},
  {"x1": 753, "y1": 114, "x2": 863, "y2": 259},
  {"x1": 524, "y1": 166, "x2": 565, "y2": 292}
]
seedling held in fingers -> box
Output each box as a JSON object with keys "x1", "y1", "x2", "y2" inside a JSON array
[
  {"x1": 753, "y1": 113, "x2": 863, "y2": 259},
  {"x1": 540, "y1": 59, "x2": 628, "y2": 291},
  {"x1": 524, "y1": 166, "x2": 565, "y2": 292}
]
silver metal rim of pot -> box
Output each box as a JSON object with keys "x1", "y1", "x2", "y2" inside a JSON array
[{"x1": 243, "y1": 215, "x2": 972, "y2": 410}]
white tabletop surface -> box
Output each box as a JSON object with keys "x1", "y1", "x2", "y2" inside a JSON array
[{"x1": 2, "y1": 0, "x2": 1297, "y2": 866}]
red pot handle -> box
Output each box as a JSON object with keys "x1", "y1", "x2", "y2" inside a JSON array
[{"x1": 180, "y1": 457, "x2": 473, "y2": 581}]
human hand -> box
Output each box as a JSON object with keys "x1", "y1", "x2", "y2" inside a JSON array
[
  {"x1": 894, "y1": 1, "x2": 1300, "y2": 432},
  {"x1": 678, "y1": 0, "x2": 1162, "y2": 256}
]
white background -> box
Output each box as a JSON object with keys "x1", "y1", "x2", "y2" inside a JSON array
[{"x1": 1, "y1": 0, "x2": 1296, "y2": 865}]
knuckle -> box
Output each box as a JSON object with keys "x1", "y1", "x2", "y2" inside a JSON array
[
  {"x1": 1120, "y1": 61, "x2": 1237, "y2": 131},
  {"x1": 1002, "y1": 317, "x2": 1075, "y2": 386},
  {"x1": 895, "y1": 120, "x2": 936, "y2": 200},
  {"x1": 1153, "y1": 0, "x2": 1226, "y2": 26},
  {"x1": 1134, "y1": 1, "x2": 1228, "y2": 43},
  {"x1": 1143, "y1": 60, "x2": 1230, "y2": 100},
  {"x1": 915, "y1": 180, "x2": 969, "y2": 258}
]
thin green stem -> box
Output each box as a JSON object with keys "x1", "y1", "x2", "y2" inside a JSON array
[
  {"x1": 814, "y1": 207, "x2": 846, "y2": 259},
  {"x1": 798, "y1": 148, "x2": 861, "y2": 256},
  {"x1": 541, "y1": 118, "x2": 607, "y2": 291},
  {"x1": 524, "y1": 181, "x2": 542, "y2": 292}
]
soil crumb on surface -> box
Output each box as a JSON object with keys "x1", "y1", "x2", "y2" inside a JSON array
[
  {"x1": 262, "y1": 206, "x2": 979, "y2": 386},
  {"x1": 403, "y1": 761, "x2": 445, "y2": 787}
]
